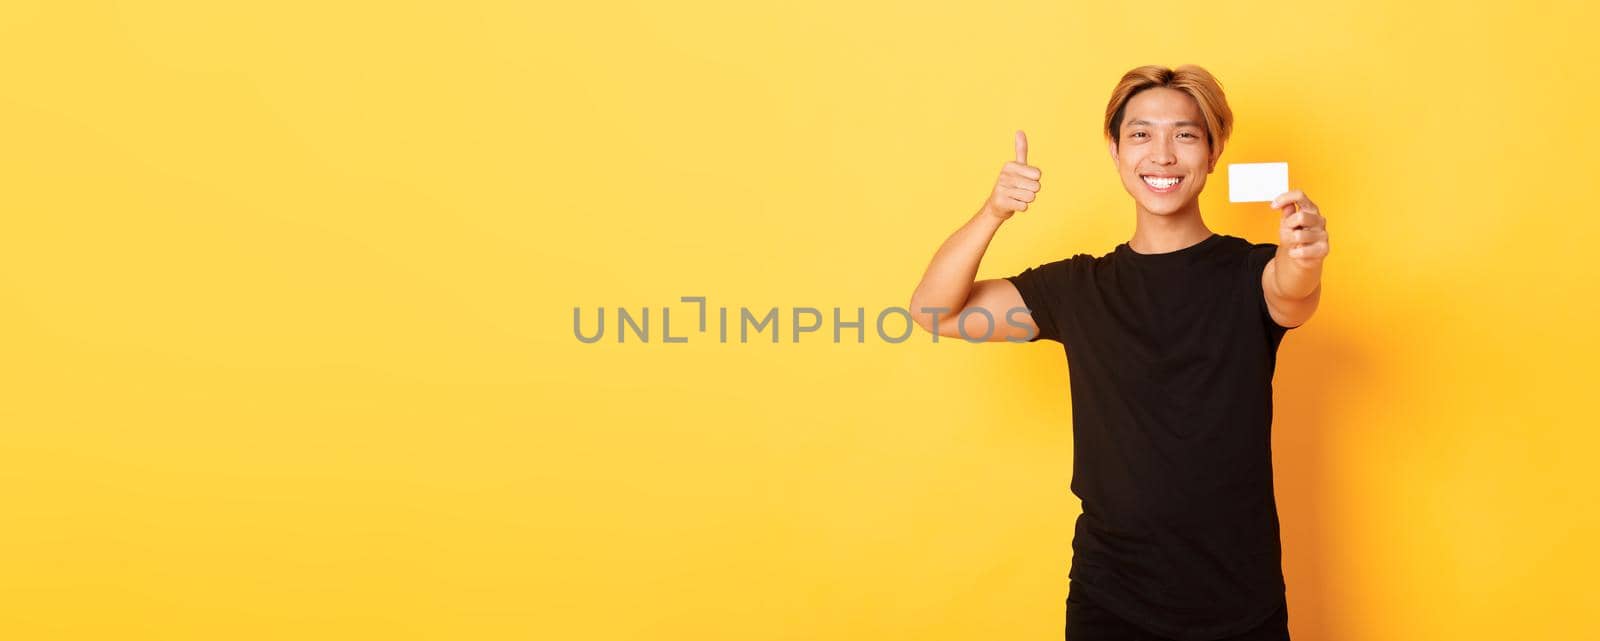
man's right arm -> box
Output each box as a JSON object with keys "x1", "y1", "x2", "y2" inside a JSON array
[{"x1": 908, "y1": 130, "x2": 1043, "y2": 343}]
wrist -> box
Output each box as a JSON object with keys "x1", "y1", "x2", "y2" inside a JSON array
[{"x1": 977, "y1": 203, "x2": 1011, "y2": 224}]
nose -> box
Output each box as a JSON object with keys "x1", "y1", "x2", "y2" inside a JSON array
[{"x1": 1151, "y1": 137, "x2": 1177, "y2": 165}]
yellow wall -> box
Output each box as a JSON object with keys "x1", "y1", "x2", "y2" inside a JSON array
[{"x1": 2, "y1": 1, "x2": 1597, "y2": 639}]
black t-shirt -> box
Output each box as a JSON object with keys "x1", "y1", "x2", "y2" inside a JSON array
[{"x1": 1005, "y1": 233, "x2": 1293, "y2": 641}]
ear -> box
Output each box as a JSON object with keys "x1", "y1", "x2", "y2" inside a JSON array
[
  {"x1": 1108, "y1": 139, "x2": 1119, "y2": 165},
  {"x1": 1206, "y1": 149, "x2": 1218, "y2": 174}
]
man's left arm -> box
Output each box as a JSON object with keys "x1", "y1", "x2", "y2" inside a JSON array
[{"x1": 1262, "y1": 189, "x2": 1330, "y2": 329}]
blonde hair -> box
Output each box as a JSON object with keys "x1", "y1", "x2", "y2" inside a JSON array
[{"x1": 1104, "y1": 65, "x2": 1233, "y2": 161}]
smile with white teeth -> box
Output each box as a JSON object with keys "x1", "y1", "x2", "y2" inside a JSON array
[{"x1": 1142, "y1": 175, "x2": 1182, "y2": 189}]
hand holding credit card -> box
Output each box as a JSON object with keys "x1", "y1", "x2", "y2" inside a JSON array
[{"x1": 1230, "y1": 160, "x2": 1328, "y2": 263}]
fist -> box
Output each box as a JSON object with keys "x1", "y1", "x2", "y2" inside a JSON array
[
  {"x1": 1270, "y1": 190, "x2": 1330, "y2": 266},
  {"x1": 985, "y1": 130, "x2": 1042, "y2": 221}
]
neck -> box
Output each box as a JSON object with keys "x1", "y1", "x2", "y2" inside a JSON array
[{"x1": 1127, "y1": 199, "x2": 1212, "y2": 254}]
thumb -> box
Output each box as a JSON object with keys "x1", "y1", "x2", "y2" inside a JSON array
[{"x1": 1015, "y1": 130, "x2": 1029, "y2": 164}]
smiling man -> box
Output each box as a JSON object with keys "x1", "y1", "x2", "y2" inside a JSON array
[{"x1": 908, "y1": 65, "x2": 1329, "y2": 641}]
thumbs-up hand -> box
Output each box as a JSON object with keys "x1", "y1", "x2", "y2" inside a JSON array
[{"x1": 984, "y1": 130, "x2": 1042, "y2": 221}]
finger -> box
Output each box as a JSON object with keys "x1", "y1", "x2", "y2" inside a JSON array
[
  {"x1": 1270, "y1": 190, "x2": 1315, "y2": 212},
  {"x1": 1002, "y1": 177, "x2": 1042, "y2": 192},
  {"x1": 1015, "y1": 130, "x2": 1029, "y2": 164},
  {"x1": 1007, "y1": 187, "x2": 1035, "y2": 203},
  {"x1": 1283, "y1": 211, "x2": 1325, "y2": 230},
  {"x1": 1286, "y1": 205, "x2": 1321, "y2": 221},
  {"x1": 1279, "y1": 203, "x2": 1319, "y2": 222},
  {"x1": 1289, "y1": 241, "x2": 1329, "y2": 260},
  {"x1": 1288, "y1": 228, "x2": 1327, "y2": 244},
  {"x1": 1269, "y1": 190, "x2": 1302, "y2": 208},
  {"x1": 1281, "y1": 211, "x2": 1306, "y2": 229},
  {"x1": 1006, "y1": 162, "x2": 1042, "y2": 181}
]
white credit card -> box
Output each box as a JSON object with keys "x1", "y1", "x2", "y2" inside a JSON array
[{"x1": 1228, "y1": 162, "x2": 1288, "y2": 202}]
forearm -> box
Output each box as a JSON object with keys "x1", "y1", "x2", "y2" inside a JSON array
[{"x1": 910, "y1": 206, "x2": 1006, "y2": 321}]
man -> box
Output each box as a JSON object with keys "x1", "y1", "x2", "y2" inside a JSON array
[{"x1": 907, "y1": 65, "x2": 1329, "y2": 641}]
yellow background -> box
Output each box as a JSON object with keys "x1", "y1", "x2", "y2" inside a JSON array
[{"x1": 2, "y1": 1, "x2": 1597, "y2": 639}]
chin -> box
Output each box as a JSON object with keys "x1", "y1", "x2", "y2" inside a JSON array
[{"x1": 1134, "y1": 196, "x2": 1186, "y2": 216}]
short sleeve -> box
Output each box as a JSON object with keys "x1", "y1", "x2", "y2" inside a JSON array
[
  {"x1": 1003, "y1": 256, "x2": 1079, "y2": 344},
  {"x1": 1247, "y1": 242, "x2": 1295, "y2": 335}
]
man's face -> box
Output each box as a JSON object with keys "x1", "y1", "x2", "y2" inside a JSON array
[{"x1": 1109, "y1": 87, "x2": 1216, "y2": 217}]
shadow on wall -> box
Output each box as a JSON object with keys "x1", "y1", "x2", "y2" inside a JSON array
[{"x1": 1271, "y1": 312, "x2": 1368, "y2": 641}]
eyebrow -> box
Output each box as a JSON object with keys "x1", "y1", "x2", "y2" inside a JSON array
[{"x1": 1126, "y1": 119, "x2": 1204, "y2": 128}]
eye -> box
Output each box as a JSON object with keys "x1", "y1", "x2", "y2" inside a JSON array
[
  {"x1": 1178, "y1": 132, "x2": 1198, "y2": 139},
  {"x1": 1130, "y1": 131, "x2": 1148, "y2": 139}
]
